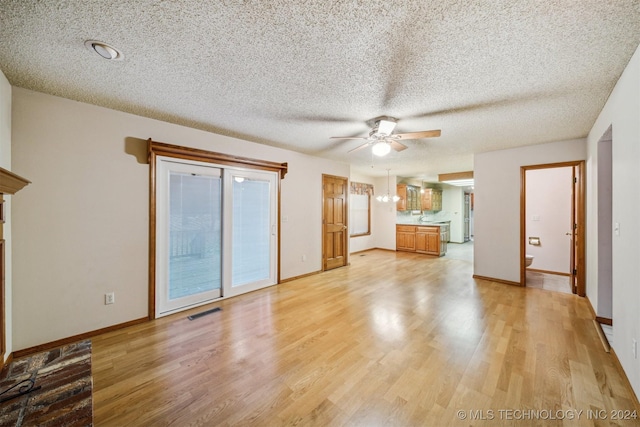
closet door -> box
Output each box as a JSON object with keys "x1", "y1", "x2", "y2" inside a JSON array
[
  {"x1": 156, "y1": 158, "x2": 222, "y2": 316},
  {"x1": 222, "y1": 169, "x2": 278, "y2": 297}
]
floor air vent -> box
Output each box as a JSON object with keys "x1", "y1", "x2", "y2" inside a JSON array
[{"x1": 188, "y1": 307, "x2": 222, "y2": 320}]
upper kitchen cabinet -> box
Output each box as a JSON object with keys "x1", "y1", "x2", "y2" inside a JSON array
[
  {"x1": 421, "y1": 188, "x2": 442, "y2": 211},
  {"x1": 396, "y1": 184, "x2": 407, "y2": 210},
  {"x1": 396, "y1": 184, "x2": 420, "y2": 211}
]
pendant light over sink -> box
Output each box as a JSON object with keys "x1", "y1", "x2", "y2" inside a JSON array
[{"x1": 376, "y1": 169, "x2": 400, "y2": 203}]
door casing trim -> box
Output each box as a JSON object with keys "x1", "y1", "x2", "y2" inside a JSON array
[{"x1": 520, "y1": 161, "x2": 585, "y2": 296}]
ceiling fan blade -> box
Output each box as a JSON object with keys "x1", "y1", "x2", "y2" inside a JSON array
[
  {"x1": 330, "y1": 136, "x2": 369, "y2": 140},
  {"x1": 394, "y1": 130, "x2": 442, "y2": 140},
  {"x1": 347, "y1": 142, "x2": 372, "y2": 153},
  {"x1": 390, "y1": 141, "x2": 408, "y2": 152}
]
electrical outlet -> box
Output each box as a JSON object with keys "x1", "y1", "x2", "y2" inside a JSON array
[{"x1": 105, "y1": 292, "x2": 115, "y2": 305}]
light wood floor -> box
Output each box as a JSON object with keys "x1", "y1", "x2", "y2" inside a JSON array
[
  {"x1": 92, "y1": 250, "x2": 639, "y2": 426},
  {"x1": 526, "y1": 270, "x2": 572, "y2": 294}
]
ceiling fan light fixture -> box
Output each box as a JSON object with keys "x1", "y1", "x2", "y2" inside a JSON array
[
  {"x1": 372, "y1": 141, "x2": 391, "y2": 157},
  {"x1": 376, "y1": 119, "x2": 397, "y2": 136}
]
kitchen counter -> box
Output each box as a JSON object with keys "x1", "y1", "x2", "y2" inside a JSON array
[{"x1": 396, "y1": 220, "x2": 450, "y2": 227}]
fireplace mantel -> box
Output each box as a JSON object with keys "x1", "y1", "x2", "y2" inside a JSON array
[{"x1": 0, "y1": 166, "x2": 30, "y2": 370}]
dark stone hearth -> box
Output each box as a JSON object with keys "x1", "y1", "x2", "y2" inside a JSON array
[{"x1": 0, "y1": 341, "x2": 92, "y2": 426}]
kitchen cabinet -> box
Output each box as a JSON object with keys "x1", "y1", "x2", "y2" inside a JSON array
[
  {"x1": 415, "y1": 226, "x2": 444, "y2": 255},
  {"x1": 396, "y1": 184, "x2": 407, "y2": 211},
  {"x1": 396, "y1": 225, "x2": 416, "y2": 251},
  {"x1": 396, "y1": 225, "x2": 446, "y2": 256},
  {"x1": 396, "y1": 184, "x2": 421, "y2": 211},
  {"x1": 420, "y1": 190, "x2": 431, "y2": 210},
  {"x1": 421, "y1": 188, "x2": 442, "y2": 211}
]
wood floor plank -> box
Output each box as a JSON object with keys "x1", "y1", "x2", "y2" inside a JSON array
[{"x1": 92, "y1": 249, "x2": 640, "y2": 426}]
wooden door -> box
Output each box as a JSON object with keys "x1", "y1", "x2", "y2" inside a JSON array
[
  {"x1": 569, "y1": 167, "x2": 577, "y2": 293},
  {"x1": 571, "y1": 164, "x2": 586, "y2": 296},
  {"x1": 323, "y1": 175, "x2": 348, "y2": 270}
]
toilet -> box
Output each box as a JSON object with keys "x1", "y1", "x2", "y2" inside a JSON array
[{"x1": 525, "y1": 254, "x2": 534, "y2": 267}]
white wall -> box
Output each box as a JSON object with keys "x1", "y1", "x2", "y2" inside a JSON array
[
  {"x1": 525, "y1": 167, "x2": 572, "y2": 273},
  {"x1": 372, "y1": 175, "x2": 397, "y2": 250},
  {"x1": 349, "y1": 171, "x2": 375, "y2": 254},
  {"x1": 11, "y1": 88, "x2": 349, "y2": 350},
  {"x1": 473, "y1": 139, "x2": 586, "y2": 282},
  {"x1": 587, "y1": 43, "x2": 640, "y2": 397},
  {"x1": 442, "y1": 187, "x2": 464, "y2": 243},
  {"x1": 0, "y1": 70, "x2": 12, "y2": 360},
  {"x1": 596, "y1": 133, "x2": 612, "y2": 320}
]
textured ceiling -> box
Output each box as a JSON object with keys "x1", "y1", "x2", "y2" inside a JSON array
[{"x1": 1, "y1": 1, "x2": 639, "y2": 179}]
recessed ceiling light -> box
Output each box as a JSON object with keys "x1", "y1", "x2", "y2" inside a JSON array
[{"x1": 84, "y1": 40, "x2": 123, "y2": 60}]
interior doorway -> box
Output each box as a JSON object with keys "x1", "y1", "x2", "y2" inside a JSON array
[
  {"x1": 322, "y1": 175, "x2": 348, "y2": 271},
  {"x1": 596, "y1": 126, "x2": 613, "y2": 323},
  {"x1": 520, "y1": 161, "x2": 585, "y2": 295}
]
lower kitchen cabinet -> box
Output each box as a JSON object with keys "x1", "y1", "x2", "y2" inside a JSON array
[
  {"x1": 416, "y1": 226, "x2": 442, "y2": 256},
  {"x1": 397, "y1": 225, "x2": 446, "y2": 256},
  {"x1": 396, "y1": 225, "x2": 416, "y2": 251}
]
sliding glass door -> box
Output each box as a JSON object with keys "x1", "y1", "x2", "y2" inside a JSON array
[
  {"x1": 223, "y1": 169, "x2": 278, "y2": 297},
  {"x1": 156, "y1": 158, "x2": 278, "y2": 316},
  {"x1": 156, "y1": 159, "x2": 222, "y2": 316}
]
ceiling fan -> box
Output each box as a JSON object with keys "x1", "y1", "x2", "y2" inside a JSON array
[{"x1": 330, "y1": 116, "x2": 441, "y2": 157}]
